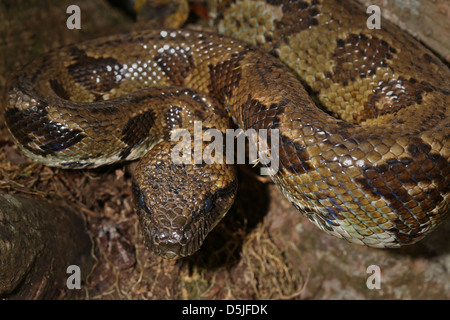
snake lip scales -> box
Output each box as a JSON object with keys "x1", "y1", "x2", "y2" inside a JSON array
[{"x1": 5, "y1": 0, "x2": 450, "y2": 259}]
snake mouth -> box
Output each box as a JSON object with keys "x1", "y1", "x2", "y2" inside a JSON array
[
  {"x1": 133, "y1": 184, "x2": 208, "y2": 259},
  {"x1": 134, "y1": 181, "x2": 238, "y2": 259},
  {"x1": 147, "y1": 226, "x2": 202, "y2": 260}
]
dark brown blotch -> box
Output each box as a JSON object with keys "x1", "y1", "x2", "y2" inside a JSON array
[
  {"x1": 207, "y1": 51, "x2": 245, "y2": 103},
  {"x1": 164, "y1": 105, "x2": 183, "y2": 131},
  {"x1": 154, "y1": 46, "x2": 194, "y2": 86},
  {"x1": 5, "y1": 105, "x2": 85, "y2": 156},
  {"x1": 119, "y1": 109, "x2": 156, "y2": 159},
  {"x1": 266, "y1": 0, "x2": 284, "y2": 5},
  {"x1": 240, "y1": 95, "x2": 287, "y2": 131},
  {"x1": 279, "y1": 135, "x2": 314, "y2": 175},
  {"x1": 354, "y1": 139, "x2": 448, "y2": 242},
  {"x1": 272, "y1": 0, "x2": 320, "y2": 44},
  {"x1": 67, "y1": 46, "x2": 123, "y2": 93},
  {"x1": 363, "y1": 77, "x2": 436, "y2": 119},
  {"x1": 49, "y1": 80, "x2": 71, "y2": 100},
  {"x1": 331, "y1": 34, "x2": 394, "y2": 86}
]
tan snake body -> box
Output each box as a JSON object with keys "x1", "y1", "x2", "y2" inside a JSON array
[{"x1": 4, "y1": 0, "x2": 450, "y2": 258}]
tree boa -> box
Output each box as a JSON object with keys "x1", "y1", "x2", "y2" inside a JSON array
[{"x1": 5, "y1": 0, "x2": 449, "y2": 259}]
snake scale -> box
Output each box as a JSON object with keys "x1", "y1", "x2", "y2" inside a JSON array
[{"x1": 4, "y1": 0, "x2": 449, "y2": 259}]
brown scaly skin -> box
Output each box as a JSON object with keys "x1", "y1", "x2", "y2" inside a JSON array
[
  {"x1": 4, "y1": 0, "x2": 449, "y2": 258},
  {"x1": 131, "y1": 89, "x2": 237, "y2": 258}
]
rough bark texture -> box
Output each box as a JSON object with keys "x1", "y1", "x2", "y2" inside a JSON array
[{"x1": 0, "y1": 192, "x2": 93, "y2": 299}]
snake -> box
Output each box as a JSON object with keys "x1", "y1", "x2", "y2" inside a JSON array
[{"x1": 4, "y1": 0, "x2": 449, "y2": 259}]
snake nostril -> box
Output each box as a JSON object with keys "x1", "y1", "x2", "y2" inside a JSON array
[
  {"x1": 153, "y1": 229, "x2": 170, "y2": 245},
  {"x1": 172, "y1": 230, "x2": 183, "y2": 241},
  {"x1": 181, "y1": 229, "x2": 194, "y2": 246},
  {"x1": 153, "y1": 234, "x2": 159, "y2": 244},
  {"x1": 160, "y1": 230, "x2": 169, "y2": 241},
  {"x1": 154, "y1": 231, "x2": 186, "y2": 258}
]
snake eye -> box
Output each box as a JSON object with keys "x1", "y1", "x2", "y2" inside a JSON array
[
  {"x1": 132, "y1": 182, "x2": 149, "y2": 213},
  {"x1": 204, "y1": 196, "x2": 213, "y2": 213},
  {"x1": 138, "y1": 193, "x2": 147, "y2": 211}
]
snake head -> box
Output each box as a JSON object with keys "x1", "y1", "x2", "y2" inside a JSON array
[{"x1": 132, "y1": 151, "x2": 237, "y2": 259}]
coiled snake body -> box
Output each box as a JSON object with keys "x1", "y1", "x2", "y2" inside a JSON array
[{"x1": 5, "y1": 0, "x2": 450, "y2": 258}]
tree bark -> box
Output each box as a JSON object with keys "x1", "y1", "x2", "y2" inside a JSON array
[{"x1": 0, "y1": 192, "x2": 93, "y2": 299}]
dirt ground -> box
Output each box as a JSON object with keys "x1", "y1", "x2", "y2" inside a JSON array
[{"x1": 0, "y1": 0, "x2": 449, "y2": 300}]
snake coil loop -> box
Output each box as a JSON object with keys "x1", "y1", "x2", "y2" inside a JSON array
[{"x1": 5, "y1": 0, "x2": 449, "y2": 258}]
